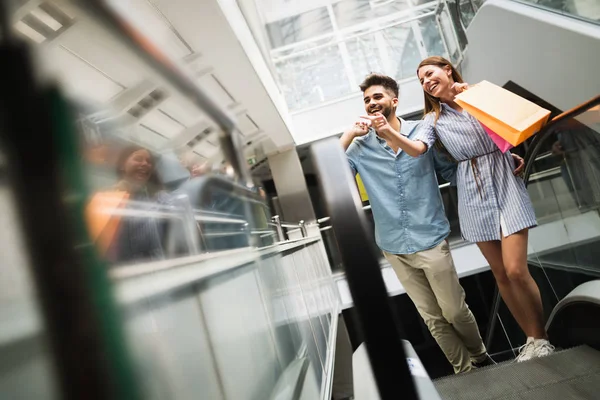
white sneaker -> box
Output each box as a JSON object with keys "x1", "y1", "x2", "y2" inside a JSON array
[
  {"x1": 533, "y1": 339, "x2": 555, "y2": 358},
  {"x1": 515, "y1": 337, "x2": 536, "y2": 362}
]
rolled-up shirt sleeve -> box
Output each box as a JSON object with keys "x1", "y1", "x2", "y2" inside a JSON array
[
  {"x1": 346, "y1": 139, "x2": 360, "y2": 175},
  {"x1": 414, "y1": 113, "x2": 437, "y2": 151}
]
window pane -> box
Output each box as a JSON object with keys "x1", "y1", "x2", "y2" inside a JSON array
[
  {"x1": 439, "y1": 9, "x2": 461, "y2": 63},
  {"x1": 459, "y1": 0, "x2": 477, "y2": 28},
  {"x1": 266, "y1": 7, "x2": 333, "y2": 48},
  {"x1": 473, "y1": 0, "x2": 487, "y2": 10},
  {"x1": 345, "y1": 23, "x2": 419, "y2": 82},
  {"x1": 394, "y1": 27, "x2": 421, "y2": 80},
  {"x1": 381, "y1": 24, "x2": 419, "y2": 80},
  {"x1": 274, "y1": 45, "x2": 352, "y2": 110},
  {"x1": 333, "y1": 0, "x2": 410, "y2": 29},
  {"x1": 411, "y1": 0, "x2": 439, "y2": 5},
  {"x1": 345, "y1": 34, "x2": 385, "y2": 81},
  {"x1": 418, "y1": 14, "x2": 449, "y2": 59}
]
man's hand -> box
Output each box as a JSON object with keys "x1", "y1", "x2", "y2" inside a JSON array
[
  {"x1": 360, "y1": 112, "x2": 394, "y2": 136},
  {"x1": 356, "y1": 112, "x2": 427, "y2": 157},
  {"x1": 512, "y1": 153, "x2": 524, "y2": 176},
  {"x1": 340, "y1": 119, "x2": 370, "y2": 151},
  {"x1": 351, "y1": 119, "x2": 370, "y2": 137}
]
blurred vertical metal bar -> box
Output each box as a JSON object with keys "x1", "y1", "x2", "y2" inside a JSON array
[
  {"x1": 272, "y1": 215, "x2": 285, "y2": 242},
  {"x1": 0, "y1": 45, "x2": 119, "y2": 399},
  {"x1": 311, "y1": 137, "x2": 418, "y2": 400}
]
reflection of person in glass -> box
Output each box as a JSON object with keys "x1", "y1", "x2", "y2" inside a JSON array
[
  {"x1": 179, "y1": 151, "x2": 211, "y2": 179},
  {"x1": 551, "y1": 121, "x2": 600, "y2": 209},
  {"x1": 109, "y1": 145, "x2": 168, "y2": 263},
  {"x1": 115, "y1": 146, "x2": 160, "y2": 193},
  {"x1": 365, "y1": 56, "x2": 553, "y2": 362},
  {"x1": 340, "y1": 73, "x2": 492, "y2": 373}
]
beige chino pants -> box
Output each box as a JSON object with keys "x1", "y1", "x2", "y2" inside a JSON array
[{"x1": 383, "y1": 241, "x2": 486, "y2": 373}]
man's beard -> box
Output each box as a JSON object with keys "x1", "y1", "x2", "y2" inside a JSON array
[
  {"x1": 369, "y1": 103, "x2": 394, "y2": 118},
  {"x1": 380, "y1": 105, "x2": 393, "y2": 119}
]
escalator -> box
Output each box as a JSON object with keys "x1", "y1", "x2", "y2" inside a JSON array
[
  {"x1": 434, "y1": 343, "x2": 600, "y2": 399},
  {"x1": 310, "y1": 94, "x2": 600, "y2": 399},
  {"x1": 1, "y1": 0, "x2": 599, "y2": 399}
]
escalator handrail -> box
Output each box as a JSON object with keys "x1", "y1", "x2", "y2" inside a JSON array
[
  {"x1": 177, "y1": 174, "x2": 270, "y2": 249},
  {"x1": 186, "y1": 173, "x2": 265, "y2": 207},
  {"x1": 549, "y1": 95, "x2": 600, "y2": 125},
  {"x1": 523, "y1": 94, "x2": 600, "y2": 184},
  {"x1": 311, "y1": 137, "x2": 418, "y2": 400}
]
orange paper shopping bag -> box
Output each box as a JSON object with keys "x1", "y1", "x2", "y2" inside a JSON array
[
  {"x1": 455, "y1": 80, "x2": 551, "y2": 146},
  {"x1": 85, "y1": 191, "x2": 129, "y2": 255}
]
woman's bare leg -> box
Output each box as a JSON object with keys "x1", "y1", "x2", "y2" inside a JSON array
[
  {"x1": 500, "y1": 229, "x2": 546, "y2": 338},
  {"x1": 476, "y1": 240, "x2": 532, "y2": 336}
]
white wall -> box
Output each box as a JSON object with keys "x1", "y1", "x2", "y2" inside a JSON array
[
  {"x1": 268, "y1": 149, "x2": 318, "y2": 222},
  {"x1": 461, "y1": 0, "x2": 600, "y2": 111}
]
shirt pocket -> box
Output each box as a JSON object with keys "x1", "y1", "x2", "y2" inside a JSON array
[{"x1": 402, "y1": 153, "x2": 431, "y2": 178}]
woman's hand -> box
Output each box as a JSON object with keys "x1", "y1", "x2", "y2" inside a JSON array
[
  {"x1": 512, "y1": 153, "x2": 525, "y2": 176},
  {"x1": 452, "y1": 82, "x2": 470, "y2": 95}
]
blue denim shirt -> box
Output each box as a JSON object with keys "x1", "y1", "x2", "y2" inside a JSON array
[{"x1": 346, "y1": 118, "x2": 457, "y2": 255}]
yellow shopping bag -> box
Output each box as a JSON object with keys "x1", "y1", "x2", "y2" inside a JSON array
[{"x1": 455, "y1": 80, "x2": 551, "y2": 146}]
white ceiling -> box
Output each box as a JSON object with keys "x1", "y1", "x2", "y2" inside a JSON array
[{"x1": 11, "y1": 0, "x2": 296, "y2": 166}]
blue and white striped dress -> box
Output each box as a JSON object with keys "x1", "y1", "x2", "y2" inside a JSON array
[{"x1": 415, "y1": 103, "x2": 537, "y2": 242}]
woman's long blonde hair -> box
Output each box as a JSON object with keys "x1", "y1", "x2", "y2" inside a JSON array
[{"x1": 417, "y1": 56, "x2": 465, "y2": 123}]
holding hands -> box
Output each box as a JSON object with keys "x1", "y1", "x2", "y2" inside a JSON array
[
  {"x1": 360, "y1": 112, "x2": 394, "y2": 136},
  {"x1": 351, "y1": 118, "x2": 371, "y2": 137}
]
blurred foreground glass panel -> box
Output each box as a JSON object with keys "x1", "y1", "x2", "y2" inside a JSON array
[{"x1": 1, "y1": 1, "x2": 339, "y2": 399}]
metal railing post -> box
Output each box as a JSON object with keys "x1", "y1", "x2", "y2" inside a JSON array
[
  {"x1": 272, "y1": 215, "x2": 285, "y2": 242},
  {"x1": 299, "y1": 220, "x2": 308, "y2": 237}
]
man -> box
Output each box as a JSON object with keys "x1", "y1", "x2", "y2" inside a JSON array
[{"x1": 341, "y1": 73, "x2": 516, "y2": 373}]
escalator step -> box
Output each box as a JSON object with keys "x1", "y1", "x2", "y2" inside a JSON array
[{"x1": 434, "y1": 346, "x2": 600, "y2": 400}]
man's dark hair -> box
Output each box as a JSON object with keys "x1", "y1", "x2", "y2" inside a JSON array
[{"x1": 359, "y1": 73, "x2": 399, "y2": 97}]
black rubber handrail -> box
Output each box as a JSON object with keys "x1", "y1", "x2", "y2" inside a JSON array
[
  {"x1": 523, "y1": 95, "x2": 600, "y2": 184},
  {"x1": 311, "y1": 137, "x2": 418, "y2": 400}
]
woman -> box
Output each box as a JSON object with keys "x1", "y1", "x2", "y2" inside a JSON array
[
  {"x1": 362, "y1": 56, "x2": 553, "y2": 362},
  {"x1": 109, "y1": 145, "x2": 168, "y2": 263}
]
